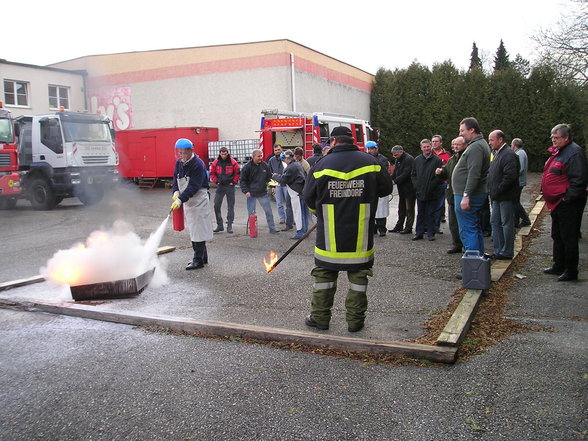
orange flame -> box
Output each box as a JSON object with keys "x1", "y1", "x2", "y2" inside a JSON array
[
  {"x1": 263, "y1": 250, "x2": 278, "y2": 273},
  {"x1": 50, "y1": 263, "x2": 83, "y2": 285}
]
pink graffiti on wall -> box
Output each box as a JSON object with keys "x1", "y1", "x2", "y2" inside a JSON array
[{"x1": 89, "y1": 87, "x2": 133, "y2": 130}]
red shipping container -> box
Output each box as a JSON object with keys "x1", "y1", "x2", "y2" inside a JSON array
[{"x1": 115, "y1": 127, "x2": 219, "y2": 180}]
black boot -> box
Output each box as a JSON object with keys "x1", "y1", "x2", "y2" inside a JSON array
[
  {"x1": 186, "y1": 241, "x2": 205, "y2": 270},
  {"x1": 226, "y1": 223, "x2": 233, "y2": 234}
]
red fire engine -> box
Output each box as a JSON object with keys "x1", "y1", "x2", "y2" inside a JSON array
[
  {"x1": 258, "y1": 109, "x2": 375, "y2": 158},
  {"x1": 0, "y1": 102, "x2": 20, "y2": 209}
]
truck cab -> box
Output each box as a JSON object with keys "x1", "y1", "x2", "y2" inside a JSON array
[{"x1": 15, "y1": 110, "x2": 119, "y2": 209}]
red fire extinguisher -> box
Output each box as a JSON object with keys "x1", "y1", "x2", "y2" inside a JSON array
[
  {"x1": 248, "y1": 213, "x2": 257, "y2": 238},
  {"x1": 172, "y1": 204, "x2": 185, "y2": 231}
]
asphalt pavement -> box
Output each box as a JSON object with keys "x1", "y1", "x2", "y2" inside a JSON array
[{"x1": 0, "y1": 173, "x2": 586, "y2": 440}]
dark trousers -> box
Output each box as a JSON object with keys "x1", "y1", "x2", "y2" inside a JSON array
[
  {"x1": 448, "y1": 199, "x2": 463, "y2": 248},
  {"x1": 480, "y1": 195, "x2": 491, "y2": 235},
  {"x1": 395, "y1": 190, "x2": 416, "y2": 230},
  {"x1": 514, "y1": 185, "x2": 531, "y2": 226},
  {"x1": 415, "y1": 199, "x2": 437, "y2": 238},
  {"x1": 375, "y1": 218, "x2": 387, "y2": 234},
  {"x1": 551, "y1": 197, "x2": 586, "y2": 274},
  {"x1": 213, "y1": 184, "x2": 235, "y2": 227},
  {"x1": 191, "y1": 241, "x2": 208, "y2": 265},
  {"x1": 434, "y1": 182, "x2": 448, "y2": 229}
]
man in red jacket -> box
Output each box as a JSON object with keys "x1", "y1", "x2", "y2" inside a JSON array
[
  {"x1": 209, "y1": 147, "x2": 240, "y2": 234},
  {"x1": 541, "y1": 124, "x2": 588, "y2": 281}
]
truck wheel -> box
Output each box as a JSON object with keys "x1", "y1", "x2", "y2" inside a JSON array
[
  {"x1": 78, "y1": 186, "x2": 104, "y2": 206},
  {"x1": 29, "y1": 178, "x2": 57, "y2": 210}
]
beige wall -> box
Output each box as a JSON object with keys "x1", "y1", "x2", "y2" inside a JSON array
[
  {"x1": 50, "y1": 40, "x2": 373, "y2": 140},
  {"x1": 0, "y1": 63, "x2": 86, "y2": 118}
]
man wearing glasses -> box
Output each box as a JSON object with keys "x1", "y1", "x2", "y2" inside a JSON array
[{"x1": 541, "y1": 124, "x2": 588, "y2": 282}]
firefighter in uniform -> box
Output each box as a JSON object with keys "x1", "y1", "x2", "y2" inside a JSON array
[{"x1": 302, "y1": 127, "x2": 393, "y2": 332}]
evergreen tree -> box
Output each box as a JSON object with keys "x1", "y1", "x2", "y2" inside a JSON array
[
  {"x1": 513, "y1": 54, "x2": 531, "y2": 76},
  {"x1": 493, "y1": 39, "x2": 511, "y2": 72},
  {"x1": 469, "y1": 42, "x2": 483, "y2": 71}
]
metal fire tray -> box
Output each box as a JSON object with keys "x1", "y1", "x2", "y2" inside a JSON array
[{"x1": 69, "y1": 268, "x2": 155, "y2": 301}]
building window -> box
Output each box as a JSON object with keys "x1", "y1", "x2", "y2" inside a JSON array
[
  {"x1": 3, "y1": 80, "x2": 29, "y2": 107},
  {"x1": 49, "y1": 85, "x2": 70, "y2": 110}
]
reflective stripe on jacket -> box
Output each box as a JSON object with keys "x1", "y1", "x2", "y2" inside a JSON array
[{"x1": 303, "y1": 144, "x2": 393, "y2": 271}]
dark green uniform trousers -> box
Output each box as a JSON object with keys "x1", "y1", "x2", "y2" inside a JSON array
[{"x1": 310, "y1": 266, "x2": 373, "y2": 328}]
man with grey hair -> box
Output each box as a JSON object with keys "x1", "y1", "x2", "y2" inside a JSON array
[
  {"x1": 541, "y1": 123, "x2": 588, "y2": 281},
  {"x1": 239, "y1": 149, "x2": 279, "y2": 235},
  {"x1": 389, "y1": 145, "x2": 416, "y2": 234}
]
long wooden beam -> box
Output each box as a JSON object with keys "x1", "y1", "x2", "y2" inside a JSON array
[{"x1": 0, "y1": 300, "x2": 457, "y2": 364}]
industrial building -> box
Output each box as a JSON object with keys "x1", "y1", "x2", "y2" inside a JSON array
[{"x1": 48, "y1": 39, "x2": 374, "y2": 141}]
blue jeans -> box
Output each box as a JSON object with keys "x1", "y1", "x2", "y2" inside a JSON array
[
  {"x1": 246, "y1": 194, "x2": 276, "y2": 231},
  {"x1": 454, "y1": 193, "x2": 487, "y2": 253},
  {"x1": 275, "y1": 185, "x2": 294, "y2": 228},
  {"x1": 491, "y1": 200, "x2": 515, "y2": 257}
]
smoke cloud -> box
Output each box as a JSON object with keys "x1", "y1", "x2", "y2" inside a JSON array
[{"x1": 40, "y1": 218, "x2": 169, "y2": 291}]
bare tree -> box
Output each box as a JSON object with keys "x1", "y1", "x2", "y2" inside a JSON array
[{"x1": 532, "y1": 0, "x2": 588, "y2": 85}]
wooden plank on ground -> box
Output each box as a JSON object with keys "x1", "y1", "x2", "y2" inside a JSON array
[
  {"x1": 0, "y1": 275, "x2": 45, "y2": 292},
  {"x1": 0, "y1": 299, "x2": 457, "y2": 364},
  {"x1": 437, "y1": 289, "x2": 483, "y2": 347},
  {"x1": 530, "y1": 201, "x2": 545, "y2": 215},
  {"x1": 157, "y1": 246, "x2": 175, "y2": 255}
]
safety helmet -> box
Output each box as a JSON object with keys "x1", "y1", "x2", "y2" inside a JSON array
[
  {"x1": 365, "y1": 141, "x2": 378, "y2": 149},
  {"x1": 175, "y1": 138, "x2": 193, "y2": 149}
]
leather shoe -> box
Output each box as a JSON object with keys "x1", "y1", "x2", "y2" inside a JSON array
[
  {"x1": 447, "y1": 246, "x2": 462, "y2": 254},
  {"x1": 186, "y1": 261, "x2": 204, "y2": 270},
  {"x1": 427, "y1": 236, "x2": 435, "y2": 241},
  {"x1": 305, "y1": 315, "x2": 329, "y2": 330},
  {"x1": 348, "y1": 323, "x2": 364, "y2": 332},
  {"x1": 399, "y1": 229, "x2": 412, "y2": 235},
  {"x1": 455, "y1": 272, "x2": 463, "y2": 280},
  {"x1": 388, "y1": 227, "x2": 403, "y2": 233},
  {"x1": 543, "y1": 266, "x2": 564, "y2": 275},
  {"x1": 492, "y1": 254, "x2": 513, "y2": 260},
  {"x1": 280, "y1": 226, "x2": 292, "y2": 231},
  {"x1": 213, "y1": 226, "x2": 224, "y2": 233},
  {"x1": 411, "y1": 235, "x2": 423, "y2": 241},
  {"x1": 378, "y1": 231, "x2": 386, "y2": 237},
  {"x1": 557, "y1": 272, "x2": 578, "y2": 282}
]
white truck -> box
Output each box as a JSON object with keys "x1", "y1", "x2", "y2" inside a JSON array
[{"x1": 12, "y1": 110, "x2": 119, "y2": 210}]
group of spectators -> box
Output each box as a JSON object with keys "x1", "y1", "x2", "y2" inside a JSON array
[{"x1": 388, "y1": 117, "x2": 587, "y2": 282}]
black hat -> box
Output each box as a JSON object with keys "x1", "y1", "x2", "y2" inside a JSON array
[{"x1": 330, "y1": 126, "x2": 353, "y2": 137}]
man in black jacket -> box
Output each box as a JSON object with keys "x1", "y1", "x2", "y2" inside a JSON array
[
  {"x1": 389, "y1": 146, "x2": 416, "y2": 234},
  {"x1": 411, "y1": 139, "x2": 442, "y2": 241},
  {"x1": 303, "y1": 126, "x2": 393, "y2": 333},
  {"x1": 488, "y1": 130, "x2": 520, "y2": 260},
  {"x1": 240, "y1": 149, "x2": 279, "y2": 235}
]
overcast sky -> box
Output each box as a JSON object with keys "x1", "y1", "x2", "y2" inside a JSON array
[{"x1": 4, "y1": 0, "x2": 571, "y2": 74}]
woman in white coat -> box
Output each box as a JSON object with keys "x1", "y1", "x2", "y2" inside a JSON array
[{"x1": 170, "y1": 138, "x2": 213, "y2": 270}]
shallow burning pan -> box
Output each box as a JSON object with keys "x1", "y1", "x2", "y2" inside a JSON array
[{"x1": 69, "y1": 268, "x2": 155, "y2": 301}]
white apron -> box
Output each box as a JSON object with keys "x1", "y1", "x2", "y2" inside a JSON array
[
  {"x1": 287, "y1": 186, "x2": 303, "y2": 231},
  {"x1": 178, "y1": 177, "x2": 213, "y2": 242},
  {"x1": 375, "y1": 195, "x2": 391, "y2": 219}
]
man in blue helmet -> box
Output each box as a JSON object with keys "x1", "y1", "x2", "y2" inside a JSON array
[{"x1": 170, "y1": 138, "x2": 213, "y2": 270}]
